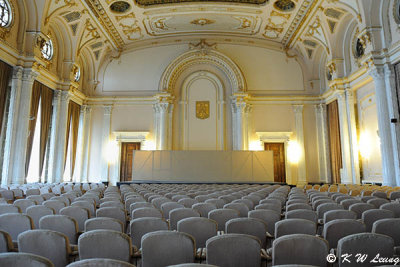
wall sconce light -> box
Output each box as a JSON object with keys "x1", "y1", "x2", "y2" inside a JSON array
[
  {"x1": 249, "y1": 140, "x2": 263, "y2": 151},
  {"x1": 142, "y1": 139, "x2": 156, "y2": 150},
  {"x1": 104, "y1": 139, "x2": 118, "y2": 164},
  {"x1": 288, "y1": 140, "x2": 301, "y2": 164},
  {"x1": 359, "y1": 131, "x2": 372, "y2": 159}
]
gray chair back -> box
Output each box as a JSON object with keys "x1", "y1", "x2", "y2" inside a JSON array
[
  {"x1": 177, "y1": 217, "x2": 217, "y2": 248},
  {"x1": 18, "y1": 229, "x2": 70, "y2": 267},
  {"x1": 206, "y1": 233, "x2": 261, "y2": 267},
  {"x1": 322, "y1": 219, "x2": 366, "y2": 249},
  {"x1": 141, "y1": 230, "x2": 195, "y2": 267},
  {"x1": 272, "y1": 234, "x2": 329, "y2": 266}
]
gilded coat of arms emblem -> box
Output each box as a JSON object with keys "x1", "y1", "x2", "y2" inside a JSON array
[{"x1": 196, "y1": 101, "x2": 210, "y2": 119}]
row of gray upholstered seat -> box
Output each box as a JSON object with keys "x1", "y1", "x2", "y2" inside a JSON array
[
  {"x1": 2, "y1": 182, "x2": 399, "y2": 267},
  {"x1": 126, "y1": 183, "x2": 400, "y2": 266},
  {"x1": 0, "y1": 182, "x2": 105, "y2": 203},
  {"x1": 0, "y1": 184, "x2": 278, "y2": 267},
  {"x1": 0, "y1": 230, "x2": 395, "y2": 267}
]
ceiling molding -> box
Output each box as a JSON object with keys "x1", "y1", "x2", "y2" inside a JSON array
[{"x1": 82, "y1": 0, "x2": 125, "y2": 48}]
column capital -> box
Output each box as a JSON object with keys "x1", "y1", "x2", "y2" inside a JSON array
[
  {"x1": 292, "y1": 104, "x2": 304, "y2": 114},
  {"x1": 60, "y1": 90, "x2": 70, "y2": 102},
  {"x1": 345, "y1": 88, "x2": 354, "y2": 98},
  {"x1": 103, "y1": 105, "x2": 113, "y2": 116},
  {"x1": 335, "y1": 90, "x2": 346, "y2": 101},
  {"x1": 369, "y1": 65, "x2": 385, "y2": 81},
  {"x1": 314, "y1": 103, "x2": 326, "y2": 113},
  {"x1": 231, "y1": 93, "x2": 251, "y2": 113},
  {"x1": 21, "y1": 68, "x2": 39, "y2": 83},
  {"x1": 154, "y1": 93, "x2": 174, "y2": 103},
  {"x1": 383, "y1": 63, "x2": 395, "y2": 80},
  {"x1": 12, "y1": 66, "x2": 23, "y2": 80},
  {"x1": 82, "y1": 105, "x2": 92, "y2": 113}
]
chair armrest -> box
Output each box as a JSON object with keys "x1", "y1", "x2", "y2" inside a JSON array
[
  {"x1": 261, "y1": 248, "x2": 271, "y2": 261},
  {"x1": 266, "y1": 232, "x2": 273, "y2": 238}
]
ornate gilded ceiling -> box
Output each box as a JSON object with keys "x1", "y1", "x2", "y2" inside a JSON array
[
  {"x1": 44, "y1": 0, "x2": 358, "y2": 65},
  {"x1": 78, "y1": 0, "x2": 320, "y2": 48},
  {"x1": 135, "y1": 0, "x2": 268, "y2": 6}
]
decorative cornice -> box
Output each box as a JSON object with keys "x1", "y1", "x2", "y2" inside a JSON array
[
  {"x1": 160, "y1": 48, "x2": 246, "y2": 93},
  {"x1": 83, "y1": 0, "x2": 124, "y2": 48},
  {"x1": 283, "y1": 0, "x2": 319, "y2": 48}
]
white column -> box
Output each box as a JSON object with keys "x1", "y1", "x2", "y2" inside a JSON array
[
  {"x1": 46, "y1": 90, "x2": 61, "y2": 183},
  {"x1": 315, "y1": 104, "x2": 331, "y2": 183},
  {"x1": 345, "y1": 89, "x2": 361, "y2": 184},
  {"x1": 81, "y1": 105, "x2": 92, "y2": 183},
  {"x1": 243, "y1": 105, "x2": 252, "y2": 150},
  {"x1": 51, "y1": 91, "x2": 70, "y2": 183},
  {"x1": 293, "y1": 105, "x2": 306, "y2": 185},
  {"x1": 336, "y1": 91, "x2": 353, "y2": 184},
  {"x1": 153, "y1": 104, "x2": 161, "y2": 150},
  {"x1": 7, "y1": 69, "x2": 38, "y2": 184},
  {"x1": 153, "y1": 94, "x2": 173, "y2": 150},
  {"x1": 75, "y1": 105, "x2": 92, "y2": 182},
  {"x1": 383, "y1": 64, "x2": 400, "y2": 185},
  {"x1": 100, "y1": 105, "x2": 112, "y2": 182},
  {"x1": 158, "y1": 103, "x2": 170, "y2": 150},
  {"x1": 370, "y1": 66, "x2": 397, "y2": 186},
  {"x1": 2, "y1": 67, "x2": 23, "y2": 185},
  {"x1": 231, "y1": 94, "x2": 250, "y2": 150}
]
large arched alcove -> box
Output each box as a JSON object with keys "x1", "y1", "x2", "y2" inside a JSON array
[{"x1": 159, "y1": 48, "x2": 246, "y2": 150}]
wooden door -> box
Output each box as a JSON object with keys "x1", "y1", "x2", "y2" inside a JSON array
[
  {"x1": 120, "y1": 142, "x2": 141, "y2": 182},
  {"x1": 264, "y1": 143, "x2": 286, "y2": 183}
]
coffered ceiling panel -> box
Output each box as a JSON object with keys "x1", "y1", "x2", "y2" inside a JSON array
[{"x1": 144, "y1": 13, "x2": 261, "y2": 36}]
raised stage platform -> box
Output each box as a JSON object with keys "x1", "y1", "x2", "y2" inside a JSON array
[{"x1": 128, "y1": 150, "x2": 274, "y2": 183}]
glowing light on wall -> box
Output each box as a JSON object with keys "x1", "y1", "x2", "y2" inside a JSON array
[
  {"x1": 249, "y1": 140, "x2": 263, "y2": 151},
  {"x1": 359, "y1": 131, "x2": 372, "y2": 159},
  {"x1": 104, "y1": 139, "x2": 118, "y2": 164},
  {"x1": 287, "y1": 140, "x2": 301, "y2": 164},
  {"x1": 142, "y1": 139, "x2": 156, "y2": 150}
]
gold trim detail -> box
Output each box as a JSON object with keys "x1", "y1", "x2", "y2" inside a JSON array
[{"x1": 84, "y1": 0, "x2": 124, "y2": 48}]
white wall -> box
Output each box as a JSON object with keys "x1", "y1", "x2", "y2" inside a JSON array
[
  {"x1": 356, "y1": 81, "x2": 383, "y2": 183},
  {"x1": 111, "y1": 105, "x2": 154, "y2": 132},
  {"x1": 101, "y1": 43, "x2": 306, "y2": 96},
  {"x1": 186, "y1": 77, "x2": 218, "y2": 150},
  {"x1": 218, "y1": 44, "x2": 305, "y2": 93},
  {"x1": 102, "y1": 45, "x2": 188, "y2": 94}
]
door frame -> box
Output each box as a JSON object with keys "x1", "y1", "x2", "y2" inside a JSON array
[
  {"x1": 256, "y1": 132, "x2": 293, "y2": 185},
  {"x1": 112, "y1": 131, "x2": 149, "y2": 183},
  {"x1": 264, "y1": 142, "x2": 286, "y2": 183},
  {"x1": 120, "y1": 142, "x2": 141, "y2": 182}
]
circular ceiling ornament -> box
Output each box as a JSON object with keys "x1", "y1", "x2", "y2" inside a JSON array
[
  {"x1": 394, "y1": 0, "x2": 400, "y2": 25},
  {"x1": 0, "y1": 0, "x2": 12, "y2": 28},
  {"x1": 110, "y1": 1, "x2": 131, "y2": 13},
  {"x1": 274, "y1": 0, "x2": 295, "y2": 12}
]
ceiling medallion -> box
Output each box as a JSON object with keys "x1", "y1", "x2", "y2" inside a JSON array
[
  {"x1": 274, "y1": 0, "x2": 295, "y2": 12},
  {"x1": 190, "y1": 18, "x2": 215, "y2": 26},
  {"x1": 110, "y1": 1, "x2": 131, "y2": 13}
]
